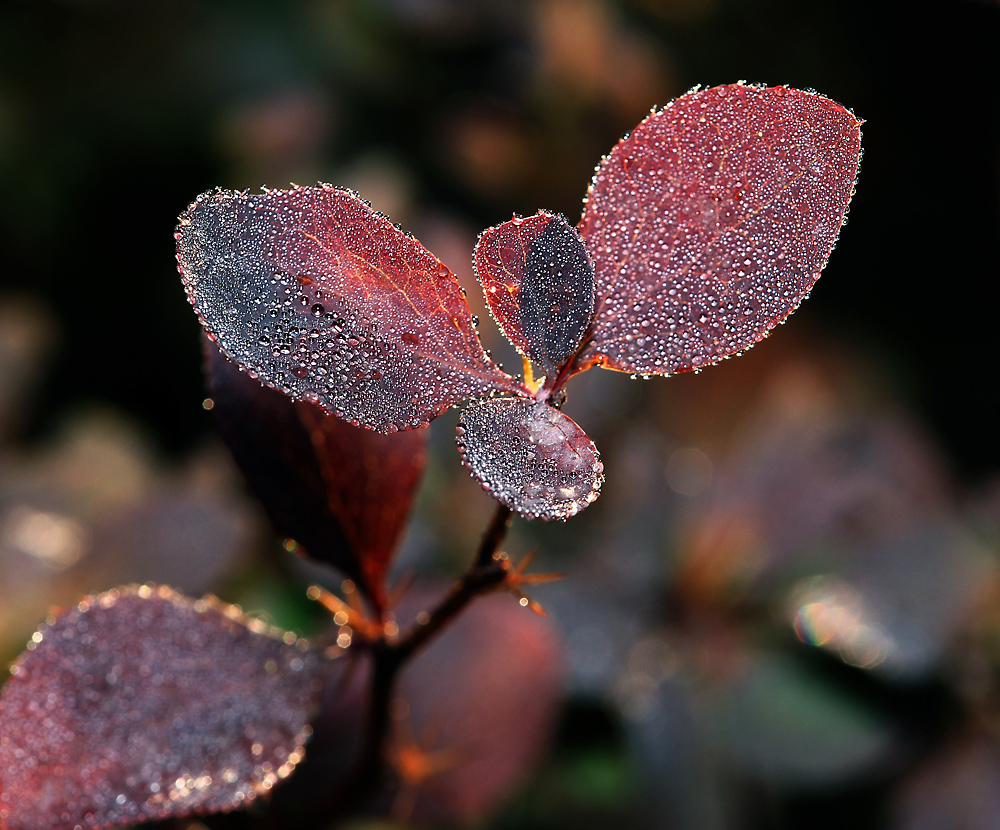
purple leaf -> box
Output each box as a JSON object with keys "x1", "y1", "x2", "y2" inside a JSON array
[
  {"x1": 475, "y1": 212, "x2": 595, "y2": 375},
  {"x1": 206, "y1": 342, "x2": 426, "y2": 612},
  {"x1": 0, "y1": 585, "x2": 322, "y2": 830}
]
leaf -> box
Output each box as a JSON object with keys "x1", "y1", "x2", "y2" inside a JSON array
[
  {"x1": 177, "y1": 185, "x2": 528, "y2": 433},
  {"x1": 393, "y1": 589, "x2": 564, "y2": 824},
  {"x1": 892, "y1": 736, "x2": 1000, "y2": 829},
  {"x1": 576, "y1": 83, "x2": 862, "y2": 376},
  {"x1": 456, "y1": 398, "x2": 603, "y2": 521},
  {"x1": 0, "y1": 585, "x2": 322, "y2": 830},
  {"x1": 475, "y1": 212, "x2": 595, "y2": 375},
  {"x1": 206, "y1": 342, "x2": 425, "y2": 613},
  {"x1": 704, "y1": 649, "x2": 897, "y2": 785}
]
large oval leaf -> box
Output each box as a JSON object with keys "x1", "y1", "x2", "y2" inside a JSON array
[
  {"x1": 177, "y1": 186, "x2": 527, "y2": 433},
  {"x1": 474, "y1": 212, "x2": 595, "y2": 375},
  {"x1": 0, "y1": 585, "x2": 321, "y2": 830},
  {"x1": 456, "y1": 398, "x2": 603, "y2": 521},
  {"x1": 576, "y1": 83, "x2": 862, "y2": 376},
  {"x1": 205, "y1": 342, "x2": 425, "y2": 613}
]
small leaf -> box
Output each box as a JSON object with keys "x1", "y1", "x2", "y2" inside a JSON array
[
  {"x1": 577, "y1": 84, "x2": 862, "y2": 376},
  {"x1": 0, "y1": 585, "x2": 321, "y2": 830},
  {"x1": 475, "y1": 212, "x2": 595, "y2": 375},
  {"x1": 456, "y1": 398, "x2": 603, "y2": 521},
  {"x1": 177, "y1": 185, "x2": 528, "y2": 434},
  {"x1": 206, "y1": 343, "x2": 425, "y2": 612}
]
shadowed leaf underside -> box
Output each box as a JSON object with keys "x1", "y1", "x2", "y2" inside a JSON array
[{"x1": 205, "y1": 343, "x2": 426, "y2": 612}]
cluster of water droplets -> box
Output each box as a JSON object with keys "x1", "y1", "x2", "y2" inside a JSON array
[
  {"x1": 0, "y1": 585, "x2": 319, "y2": 829},
  {"x1": 175, "y1": 97, "x2": 858, "y2": 518},
  {"x1": 178, "y1": 187, "x2": 521, "y2": 434},
  {"x1": 517, "y1": 214, "x2": 596, "y2": 374},
  {"x1": 456, "y1": 397, "x2": 603, "y2": 521},
  {"x1": 577, "y1": 83, "x2": 861, "y2": 376}
]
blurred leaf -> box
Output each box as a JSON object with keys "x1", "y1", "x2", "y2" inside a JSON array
[
  {"x1": 391, "y1": 589, "x2": 565, "y2": 824},
  {"x1": 177, "y1": 185, "x2": 528, "y2": 433},
  {"x1": 576, "y1": 84, "x2": 862, "y2": 377},
  {"x1": 0, "y1": 585, "x2": 322, "y2": 830},
  {"x1": 0, "y1": 409, "x2": 254, "y2": 655},
  {"x1": 677, "y1": 394, "x2": 953, "y2": 605},
  {"x1": 838, "y1": 520, "x2": 996, "y2": 680},
  {"x1": 703, "y1": 649, "x2": 898, "y2": 786},
  {"x1": 82, "y1": 472, "x2": 257, "y2": 597},
  {"x1": 273, "y1": 588, "x2": 565, "y2": 825},
  {"x1": 891, "y1": 735, "x2": 1000, "y2": 830},
  {"x1": 207, "y1": 343, "x2": 426, "y2": 611}
]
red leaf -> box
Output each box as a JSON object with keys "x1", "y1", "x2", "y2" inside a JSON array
[
  {"x1": 576, "y1": 84, "x2": 862, "y2": 376},
  {"x1": 177, "y1": 186, "x2": 528, "y2": 433},
  {"x1": 0, "y1": 585, "x2": 321, "y2": 830},
  {"x1": 393, "y1": 590, "x2": 564, "y2": 824},
  {"x1": 475, "y1": 212, "x2": 595, "y2": 374},
  {"x1": 277, "y1": 589, "x2": 564, "y2": 823},
  {"x1": 205, "y1": 343, "x2": 425, "y2": 613},
  {"x1": 456, "y1": 398, "x2": 603, "y2": 521}
]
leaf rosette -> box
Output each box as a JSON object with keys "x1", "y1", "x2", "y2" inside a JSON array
[{"x1": 177, "y1": 83, "x2": 862, "y2": 522}]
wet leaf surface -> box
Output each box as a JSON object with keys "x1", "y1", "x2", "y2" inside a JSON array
[
  {"x1": 577, "y1": 83, "x2": 862, "y2": 376},
  {"x1": 177, "y1": 185, "x2": 527, "y2": 433},
  {"x1": 0, "y1": 585, "x2": 321, "y2": 830},
  {"x1": 457, "y1": 397, "x2": 603, "y2": 521},
  {"x1": 206, "y1": 343, "x2": 425, "y2": 611},
  {"x1": 475, "y1": 212, "x2": 595, "y2": 375}
]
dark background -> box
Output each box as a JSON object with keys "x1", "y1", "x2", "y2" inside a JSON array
[
  {"x1": 0, "y1": 0, "x2": 996, "y2": 480},
  {"x1": 1, "y1": 2, "x2": 999, "y2": 829}
]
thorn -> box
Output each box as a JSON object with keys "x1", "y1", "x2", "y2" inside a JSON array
[
  {"x1": 508, "y1": 550, "x2": 564, "y2": 585},
  {"x1": 502, "y1": 550, "x2": 564, "y2": 616},
  {"x1": 307, "y1": 584, "x2": 382, "y2": 641},
  {"x1": 389, "y1": 709, "x2": 472, "y2": 823}
]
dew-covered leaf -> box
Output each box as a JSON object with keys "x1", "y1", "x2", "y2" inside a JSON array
[
  {"x1": 456, "y1": 398, "x2": 603, "y2": 520},
  {"x1": 177, "y1": 185, "x2": 528, "y2": 433},
  {"x1": 474, "y1": 212, "x2": 595, "y2": 375},
  {"x1": 0, "y1": 585, "x2": 321, "y2": 830},
  {"x1": 206, "y1": 343, "x2": 425, "y2": 612},
  {"x1": 576, "y1": 84, "x2": 862, "y2": 376}
]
